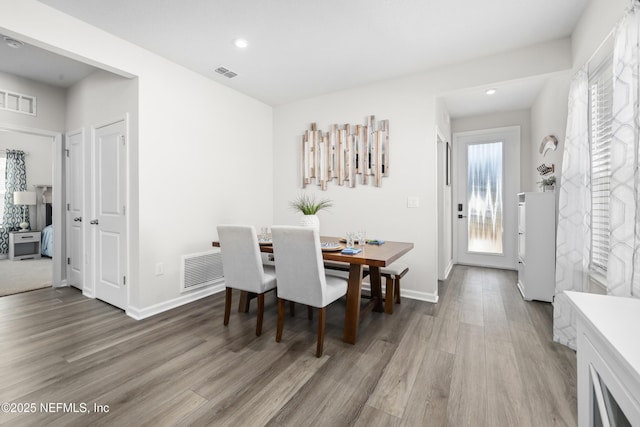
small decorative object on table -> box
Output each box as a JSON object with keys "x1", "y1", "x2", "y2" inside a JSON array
[
  {"x1": 258, "y1": 227, "x2": 271, "y2": 244},
  {"x1": 320, "y1": 241, "x2": 344, "y2": 251},
  {"x1": 341, "y1": 247, "x2": 362, "y2": 255},
  {"x1": 289, "y1": 193, "x2": 332, "y2": 231},
  {"x1": 367, "y1": 239, "x2": 385, "y2": 245}
]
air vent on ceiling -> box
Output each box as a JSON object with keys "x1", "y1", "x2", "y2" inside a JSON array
[{"x1": 214, "y1": 66, "x2": 238, "y2": 79}]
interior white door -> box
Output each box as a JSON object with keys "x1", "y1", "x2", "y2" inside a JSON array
[
  {"x1": 454, "y1": 126, "x2": 520, "y2": 269},
  {"x1": 92, "y1": 120, "x2": 127, "y2": 309},
  {"x1": 65, "y1": 130, "x2": 84, "y2": 289}
]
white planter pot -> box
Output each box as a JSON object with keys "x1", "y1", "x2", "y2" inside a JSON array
[{"x1": 300, "y1": 214, "x2": 320, "y2": 231}]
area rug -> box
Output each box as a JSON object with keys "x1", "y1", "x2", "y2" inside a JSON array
[{"x1": 0, "y1": 257, "x2": 53, "y2": 297}]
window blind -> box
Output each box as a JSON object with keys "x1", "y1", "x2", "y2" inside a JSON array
[{"x1": 589, "y1": 58, "x2": 613, "y2": 274}]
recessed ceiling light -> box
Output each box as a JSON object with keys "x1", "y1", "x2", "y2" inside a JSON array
[
  {"x1": 234, "y1": 38, "x2": 248, "y2": 49},
  {"x1": 485, "y1": 88, "x2": 497, "y2": 95}
]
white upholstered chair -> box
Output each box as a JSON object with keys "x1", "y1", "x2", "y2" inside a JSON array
[
  {"x1": 271, "y1": 225, "x2": 348, "y2": 357},
  {"x1": 217, "y1": 225, "x2": 277, "y2": 336}
]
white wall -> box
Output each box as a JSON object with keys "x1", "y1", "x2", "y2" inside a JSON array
[
  {"x1": 572, "y1": 0, "x2": 628, "y2": 69},
  {"x1": 0, "y1": 131, "x2": 53, "y2": 186},
  {"x1": 66, "y1": 70, "x2": 137, "y2": 131},
  {"x1": 528, "y1": 0, "x2": 627, "y2": 195},
  {"x1": 274, "y1": 39, "x2": 573, "y2": 302},
  {"x1": 0, "y1": 71, "x2": 65, "y2": 132},
  {"x1": 0, "y1": 131, "x2": 53, "y2": 228},
  {"x1": 1, "y1": 0, "x2": 274, "y2": 315},
  {"x1": 274, "y1": 84, "x2": 439, "y2": 302},
  {"x1": 524, "y1": 0, "x2": 627, "y2": 219},
  {"x1": 451, "y1": 109, "x2": 531, "y2": 191},
  {"x1": 529, "y1": 72, "x2": 570, "y2": 193}
]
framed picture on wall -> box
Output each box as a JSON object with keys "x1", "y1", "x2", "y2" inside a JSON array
[{"x1": 446, "y1": 141, "x2": 451, "y2": 186}]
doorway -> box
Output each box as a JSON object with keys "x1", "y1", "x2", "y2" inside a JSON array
[
  {"x1": 453, "y1": 126, "x2": 520, "y2": 269},
  {"x1": 0, "y1": 124, "x2": 63, "y2": 295}
]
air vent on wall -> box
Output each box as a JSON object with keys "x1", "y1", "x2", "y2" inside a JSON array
[
  {"x1": 214, "y1": 66, "x2": 238, "y2": 79},
  {"x1": 181, "y1": 248, "x2": 224, "y2": 292}
]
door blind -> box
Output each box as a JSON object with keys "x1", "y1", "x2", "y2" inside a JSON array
[{"x1": 589, "y1": 57, "x2": 613, "y2": 274}]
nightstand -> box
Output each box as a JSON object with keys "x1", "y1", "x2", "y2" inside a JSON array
[{"x1": 9, "y1": 230, "x2": 42, "y2": 260}]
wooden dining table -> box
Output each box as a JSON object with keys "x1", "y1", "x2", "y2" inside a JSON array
[{"x1": 212, "y1": 236, "x2": 414, "y2": 344}]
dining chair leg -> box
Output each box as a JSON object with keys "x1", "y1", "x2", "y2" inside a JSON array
[
  {"x1": 395, "y1": 278, "x2": 401, "y2": 304},
  {"x1": 256, "y1": 293, "x2": 265, "y2": 336},
  {"x1": 276, "y1": 298, "x2": 285, "y2": 343},
  {"x1": 316, "y1": 307, "x2": 326, "y2": 357},
  {"x1": 224, "y1": 287, "x2": 232, "y2": 326},
  {"x1": 385, "y1": 277, "x2": 394, "y2": 314},
  {"x1": 307, "y1": 306, "x2": 313, "y2": 320},
  {"x1": 289, "y1": 301, "x2": 295, "y2": 317},
  {"x1": 238, "y1": 291, "x2": 248, "y2": 313}
]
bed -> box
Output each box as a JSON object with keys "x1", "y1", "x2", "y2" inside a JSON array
[{"x1": 40, "y1": 202, "x2": 53, "y2": 257}]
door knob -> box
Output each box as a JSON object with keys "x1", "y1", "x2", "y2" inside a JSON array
[
  {"x1": 90, "y1": 219, "x2": 99, "y2": 225},
  {"x1": 74, "y1": 217, "x2": 82, "y2": 222}
]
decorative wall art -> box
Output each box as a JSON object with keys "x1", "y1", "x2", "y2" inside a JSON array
[
  {"x1": 539, "y1": 134, "x2": 558, "y2": 156},
  {"x1": 301, "y1": 116, "x2": 389, "y2": 190}
]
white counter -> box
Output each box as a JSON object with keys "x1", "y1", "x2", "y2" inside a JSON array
[{"x1": 565, "y1": 291, "x2": 640, "y2": 426}]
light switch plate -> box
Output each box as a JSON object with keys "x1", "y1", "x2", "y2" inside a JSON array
[{"x1": 407, "y1": 196, "x2": 419, "y2": 208}]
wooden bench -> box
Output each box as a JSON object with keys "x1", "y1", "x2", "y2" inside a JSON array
[
  {"x1": 380, "y1": 263, "x2": 409, "y2": 314},
  {"x1": 324, "y1": 261, "x2": 408, "y2": 314}
]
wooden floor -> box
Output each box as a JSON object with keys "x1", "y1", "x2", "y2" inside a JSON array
[{"x1": 0, "y1": 265, "x2": 577, "y2": 426}]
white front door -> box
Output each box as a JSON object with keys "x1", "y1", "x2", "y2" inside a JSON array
[
  {"x1": 92, "y1": 120, "x2": 127, "y2": 309},
  {"x1": 454, "y1": 126, "x2": 520, "y2": 269},
  {"x1": 65, "y1": 130, "x2": 84, "y2": 289}
]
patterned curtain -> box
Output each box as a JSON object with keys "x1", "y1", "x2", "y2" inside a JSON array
[
  {"x1": 553, "y1": 68, "x2": 590, "y2": 350},
  {"x1": 0, "y1": 150, "x2": 29, "y2": 255},
  {"x1": 608, "y1": 2, "x2": 640, "y2": 298}
]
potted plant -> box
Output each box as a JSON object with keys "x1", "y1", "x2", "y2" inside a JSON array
[
  {"x1": 289, "y1": 193, "x2": 332, "y2": 230},
  {"x1": 538, "y1": 175, "x2": 556, "y2": 192}
]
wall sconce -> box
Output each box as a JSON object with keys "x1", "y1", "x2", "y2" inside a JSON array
[
  {"x1": 301, "y1": 115, "x2": 389, "y2": 190},
  {"x1": 13, "y1": 191, "x2": 36, "y2": 231}
]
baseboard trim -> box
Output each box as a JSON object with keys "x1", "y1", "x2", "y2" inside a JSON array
[
  {"x1": 439, "y1": 260, "x2": 454, "y2": 281},
  {"x1": 360, "y1": 283, "x2": 439, "y2": 304},
  {"x1": 126, "y1": 283, "x2": 225, "y2": 320},
  {"x1": 53, "y1": 280, "x2": 68, "y2": 288}
]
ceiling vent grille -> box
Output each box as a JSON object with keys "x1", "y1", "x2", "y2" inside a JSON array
[{"x1": 214, "y1": 66, "x2": 238, "y2": 78}]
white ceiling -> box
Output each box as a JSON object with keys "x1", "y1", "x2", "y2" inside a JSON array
[
  {"x1": 442, "y1": 75, "x2": 554, "y2": 118},
  {"x1": 0, "y1": 35, "x2": 96, "y2": 88},
  {"x1": 6, "y1": 0, "x2": 589, "y2": 115}
]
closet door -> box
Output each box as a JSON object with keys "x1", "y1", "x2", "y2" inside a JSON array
[
  {"x1": 65, "y1": 130, "x2": 84, "y2": 290},
  {"x1": 92, "y1": 119, "x2": 127, "y2": 310}
]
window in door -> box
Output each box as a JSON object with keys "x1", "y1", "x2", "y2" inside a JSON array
[{"x1": 467, "y1": 141, "x2": 503, "y2": 254}]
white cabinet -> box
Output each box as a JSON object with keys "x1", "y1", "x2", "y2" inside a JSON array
[
  {"x1": 566, "y1": 291, "x2": 640, "y2": 427},
  {"x1": 517, "y1": 192, "x2": 555, "y2": 302}
]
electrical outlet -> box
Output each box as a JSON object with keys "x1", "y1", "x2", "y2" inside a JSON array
[
  {"x1": 155, "y1": 262, "x2": 164, "y2": 276},
  {"x1": 407, "y1": 196, "x2": 420, "y2": 208}
]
